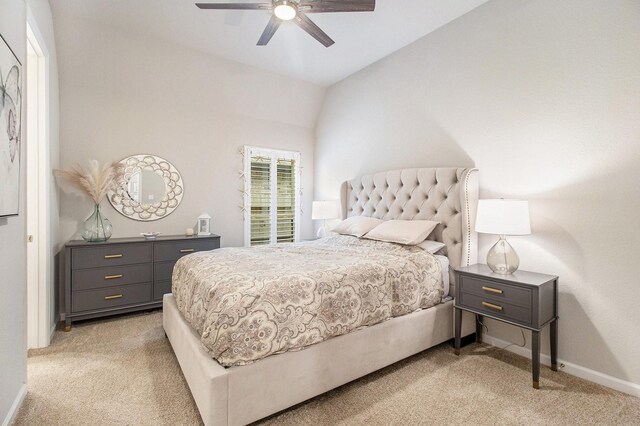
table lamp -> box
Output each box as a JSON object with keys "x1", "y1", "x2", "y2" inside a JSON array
[
  {"x1": 312, "y1": 201, "x2": 340, "y2": 238},
  {"x1": 475, "y1": 199, "x2": 531, "y2": 274}
]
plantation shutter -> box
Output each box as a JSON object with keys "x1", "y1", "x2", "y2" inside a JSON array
[
  {"x1": 276, "y1": 158, "x2": 296, "y2": 243},
  {"x1": 244, "y1": 147, "x2": 300, "y2": 247},
  {"x1": 249, "y1": 155, "x2": 272, "y2": 246}
]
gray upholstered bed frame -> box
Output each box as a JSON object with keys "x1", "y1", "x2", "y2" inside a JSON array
[
  {"x1": 341, "y1": 167, "x2": 478, "y2": 290},
  {"x1": 163, "y1": 167, "x2": 479, "y2": 426}
]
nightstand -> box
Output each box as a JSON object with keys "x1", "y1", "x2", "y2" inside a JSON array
[{"x1": 453, "y1": 264, "x2": 558, "y2": 389}]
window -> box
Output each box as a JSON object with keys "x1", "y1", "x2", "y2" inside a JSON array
[{"x1": 244, "y1": 146, "x2": 301, "y2": 247}]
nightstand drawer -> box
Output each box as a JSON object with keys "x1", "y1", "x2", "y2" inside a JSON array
[
  {"x1": 459, "y1": 275, "x2": 532, "y2": 307},
  {"x1": 458, "y1": 292, "x2": 531, "y2": 325}
]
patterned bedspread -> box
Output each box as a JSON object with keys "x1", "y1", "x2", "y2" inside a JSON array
[{"x1": 172, "y1": 234, "x2": 443, "y2": 367}]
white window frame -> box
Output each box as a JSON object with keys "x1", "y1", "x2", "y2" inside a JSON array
[{"x1": 243, "y1": 146, "x2": 301, "y2": 247}]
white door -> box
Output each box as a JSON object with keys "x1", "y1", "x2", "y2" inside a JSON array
[
  {"x1": 26, "y1": 22, "x2": 51, "y2": 349},
  {"x1": 26, "y1": 34, "x2": 40, "y2": 349}
]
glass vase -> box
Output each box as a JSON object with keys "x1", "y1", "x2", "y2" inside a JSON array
[{"x1": 81, "y1": 204, "x2": 113, "y2": 242}]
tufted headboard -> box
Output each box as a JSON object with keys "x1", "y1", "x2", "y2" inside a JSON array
[{"x1": 341, "y1": 168, "x2": 479, "y2": 288}]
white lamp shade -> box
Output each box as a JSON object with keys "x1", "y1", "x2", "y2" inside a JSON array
[
  {"x1": 475, "y1": 199, "x2": 531, "y2": 236},
  {"x1": 312, "y1": 201, "x2": 340, "y2": 220}
]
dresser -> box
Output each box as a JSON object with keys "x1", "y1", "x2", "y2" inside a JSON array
[
  {"x1": 62, "y1": 234, "x2": 220, "y2": 331},
  {"x1": 453, "y1": 264, "x2": 558, "y2": 389}
]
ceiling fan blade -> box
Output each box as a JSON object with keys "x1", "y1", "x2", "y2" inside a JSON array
[
  {"x1": 196, "y1": 3, "x2": 272, "y2": 10},
  {"x1": 293, "y1": 12, "x2": 335, "y2": 47},
  {"x1": 257, "y1": 16, "x2": 281, "y2": 46},
  {"x1": 298, "y1": 0, "x2": 375, "y2": 13}
]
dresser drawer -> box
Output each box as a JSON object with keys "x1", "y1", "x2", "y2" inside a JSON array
[
  {"x1": 154, "y1": 280, "x2": 172, "y2": 301},
  {"x1": 459, "y1": 275, "x2": 532, "y2": 307},
  {"x1": 458, "y1": 292, "x2": 531, "y2": 325},
  {"x1": 154, "y1": 238, "x2": 219, "y2": 262},
  {"x1": 154, "y1": 261, "x2": 177, "y2": 282},
  {"x1": 72, "y1": 244, "x2": 152, "y2": 269},
  {"x1": 72, "y1": 264, "x2": 152, "y2": 291},
  {"x1": 72, "y1": 283, "x2": 152, "y2": 313}
]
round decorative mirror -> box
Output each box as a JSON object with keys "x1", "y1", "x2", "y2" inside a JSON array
[{"x1": 108, "y1": 154, "x2": 184, "y2": 221}]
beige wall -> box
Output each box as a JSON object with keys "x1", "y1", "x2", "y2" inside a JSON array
[
  {"x1": 0, "y1": 0, "x2": 26, "y2": 419},
  {"x1": 0, "y1": 0, "x2": 59, "y2": 421},
  {"x1": 315, "y1": 0, "x2": 640, "y2": 388},
  {"x1": 53, "y1": 13, "x2": 325, "y2": 247}
]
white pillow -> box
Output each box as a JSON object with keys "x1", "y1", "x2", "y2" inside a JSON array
[
  {"x1": 416, "y1": 239, "x2": 446, "y2": 254},
  {"x1": 332, "y1": 216, "x2": 383, "y2": 238},
  {"x1": 364, "y1": 220, "x2": 439, "y2": 245}
]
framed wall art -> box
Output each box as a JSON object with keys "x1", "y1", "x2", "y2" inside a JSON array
[{"x1": 0, "y1": 33, "x2": 22, "y2": 217}]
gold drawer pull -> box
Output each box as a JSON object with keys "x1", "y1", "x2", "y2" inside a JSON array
[
  {"x1": 104, "y1": 274, "x2": 123, "y2": 280},
  {"x1": 180, "y1": 249, "x2": 195, "y2": 253},
  {"x1": 482, "y1": 301, "x2": 503, "y2": 311},
  {"x1": 104, "y1": 254, "x2": 123, "y2": 259},
  {"x1": 104, "y1": 294, "x2": 123, "y2": 300},
  {"x1": 482, "y1": 286, "x2": 504, "y2": 294}
]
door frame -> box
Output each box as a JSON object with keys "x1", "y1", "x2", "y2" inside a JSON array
[{"x1": 26, "y1": 10, "x2": 52, "y2": 349}]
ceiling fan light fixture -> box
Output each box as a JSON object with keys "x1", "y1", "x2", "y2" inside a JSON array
[
  {"x1": 274, "y1": 1, "x2": 297, "y2": 21},
  {"x1": 196, "y1": 0, "x2": 376, "y2": 47}
]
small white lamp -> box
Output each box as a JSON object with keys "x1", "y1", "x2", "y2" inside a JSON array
[
  {"x1": 475, "y1": 199, "x2": 531, "y2": 274},
  {"x1": 312, "y1": 201, "x2": 340, "y2": 238}
]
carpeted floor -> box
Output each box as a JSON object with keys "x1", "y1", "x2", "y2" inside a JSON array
[{"x1": 14, "y1": 311, "x2": 640, "y2": 426}]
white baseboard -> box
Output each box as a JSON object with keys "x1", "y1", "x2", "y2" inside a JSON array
[
  {"x1": 482, "y1": 335, "x2": 640, "y2": 397},
  {"x1": 2, "y1": 384, "x2": 27, "y2": 426}
]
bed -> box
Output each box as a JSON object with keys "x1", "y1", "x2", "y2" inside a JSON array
[{"x1": 163, "y1": 167, "x2": 479, "y2": 426}]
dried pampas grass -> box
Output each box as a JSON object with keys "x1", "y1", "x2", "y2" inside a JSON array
[{"x1": 54, "y1": 160, "x2": 125, "y2": 204}]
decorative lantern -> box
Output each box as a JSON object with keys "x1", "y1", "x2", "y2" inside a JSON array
[{"x1": 197, "y1": 213, "x2": 212, "y2": 236}]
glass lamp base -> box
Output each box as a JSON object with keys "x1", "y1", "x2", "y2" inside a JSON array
[
  {"x1": 487, "y1": 236, "x2": 519, "y2": 275},
  {"x1": 316, "y1": 221, "x2": 328, "y2": 238}
]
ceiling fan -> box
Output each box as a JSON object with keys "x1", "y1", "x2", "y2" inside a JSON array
[{"x1": 196, "y1": 0, "x2": 376, "y2": 47}]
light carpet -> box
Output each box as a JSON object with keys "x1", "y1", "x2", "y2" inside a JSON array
[{"x1": 14, "y1": 311, "x2": 640, "y2": 425}]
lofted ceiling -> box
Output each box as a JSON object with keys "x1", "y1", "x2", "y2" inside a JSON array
[{"x1": 50, "y1": 0, "x2": 488, "y2": 86}]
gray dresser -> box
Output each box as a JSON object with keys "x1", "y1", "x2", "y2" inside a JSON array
[{"x1": 62, "y1": 234, "x2": 220, "y2": 330}]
